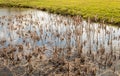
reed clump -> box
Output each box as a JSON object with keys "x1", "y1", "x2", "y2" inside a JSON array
[{"x1": 0, "y1": 10, "x2": 120, "y2": 76}]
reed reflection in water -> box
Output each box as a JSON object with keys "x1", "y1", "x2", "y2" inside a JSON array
[{"x1": 0, "y1": 8, "x2": 120, "y2": 76}]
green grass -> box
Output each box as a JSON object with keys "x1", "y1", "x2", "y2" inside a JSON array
[{"x1": 0, "y1": 0, "x2": 120, "y2": 25}]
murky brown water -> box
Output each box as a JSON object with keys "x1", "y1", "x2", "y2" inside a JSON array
[{"x1": 0, "y1": 8, "x2": 120, "y2": 76}]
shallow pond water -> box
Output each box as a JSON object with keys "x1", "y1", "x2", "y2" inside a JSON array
[
  {"x1": 0, "y1": 8, "x2": 120, "y2": 76},
  {"x1": 0, "y1": 8, "x2": 120, "y2": 54}
]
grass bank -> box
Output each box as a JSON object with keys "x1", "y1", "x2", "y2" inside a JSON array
[{"x1": 0, "y1": 0, "x2": 120, "y2": 25}]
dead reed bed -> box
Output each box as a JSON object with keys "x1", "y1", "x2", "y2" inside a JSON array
[{"x1": 0, "y1": 10, "x2": 120, "y2": 76}]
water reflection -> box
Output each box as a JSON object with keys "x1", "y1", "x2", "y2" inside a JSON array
[
  {"x1": 0, "y1": 8, "x2": 120, "y2": 54},
  {"x1": 0, "y1": 8, "x2": 120, "y2": 76}
]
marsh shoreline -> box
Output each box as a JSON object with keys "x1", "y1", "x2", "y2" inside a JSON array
[
  {"x1": 0, "y1": 3, "x2": 120, "y2": 26},
  {"x1": 0, "y1": 7, "x2": 120, "y2": 76}
]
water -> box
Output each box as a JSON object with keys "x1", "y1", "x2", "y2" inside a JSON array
[
  {"x1": 0, "y1": 8, "x2": 120, "y2": 53},
  {"x1": 0, "y1": 7, "x2": 120, "y2": 76}
]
